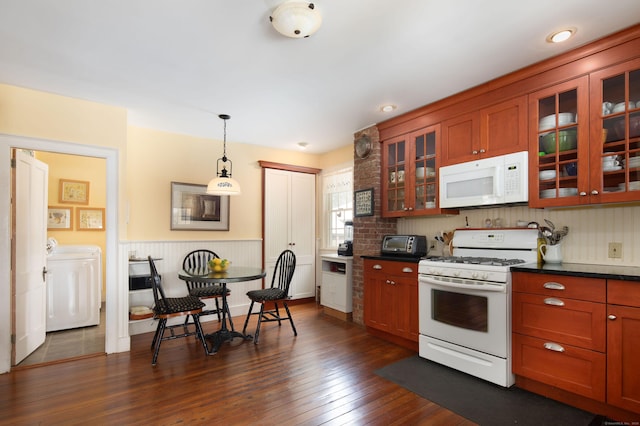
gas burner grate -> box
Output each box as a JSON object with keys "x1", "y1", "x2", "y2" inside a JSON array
[{"x1": 425, "y1": 256, "x2": 526, "y2": 266}]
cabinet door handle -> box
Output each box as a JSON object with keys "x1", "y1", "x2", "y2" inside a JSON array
[
  {"x1": 579, "y1": 191, "x2": 587, "y2": 196},
  {"x1": 42, "y1": 266, "x2": 48, "y2": 282},
  {"x1": 402, "y1": 267, "x2": 413, "y2": 273},
  {"x1": 543, "y1": 342, "x2": 565, "y2": 352},
  {"x1": 543, "y1": 282, "x2": 565, "y2": 290},
  {"x1": 608, "y1": 314, "x2": 617, "y2": 320},
  {"x1": 544, "y1": 297, "x2": 565, "y2": 306},
  {"x1": 373, "y1": 264, "x2": 382, "y2": 270},
  {"x1": 386, "y1": 280, "x2": 396, "y2": 285},
  {"x1": 591, "y1": 189, "x2": 599, "y2": 195}
]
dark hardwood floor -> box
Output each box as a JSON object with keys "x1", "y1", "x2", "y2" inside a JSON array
[{"x1": 0, "y1": 303, "x2": 476, "y2": 425}]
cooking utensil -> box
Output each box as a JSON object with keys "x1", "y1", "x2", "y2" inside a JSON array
[
  {"x1": 540, "y1": 226, "x2": 553, "y2": 243},
  {"x1": 544, "y1": 219, "x2": 555, "y2": 231}
]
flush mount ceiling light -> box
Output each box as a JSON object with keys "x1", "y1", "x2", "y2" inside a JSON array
[
  {"x1": 297, "y1": 142, "x2": 309, "y2": 150},
  {"x1": 546, "y1": 28, "x2": 576, "y2": 43},
  {"x1": 380, "y1": 104, "x2": 397, "y2": 113},
  {"x1": 269, "y1": 1, "x2": 322, "y2": 38},
  {"x1": 207, "y1": 114, "x2": 242, "y2": 196}
]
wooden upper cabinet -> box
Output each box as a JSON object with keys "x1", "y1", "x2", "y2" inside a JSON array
[
  {"x1": 381, "y1": 124, "x2": 458, "y2": 217},
  {"x1": 440, "y1": 96, "x2": 527, "y2": 166}
]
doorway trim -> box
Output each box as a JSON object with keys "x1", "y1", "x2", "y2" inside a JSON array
[{"x1": 0, "y1": 133, "x2": 125, "y2": 373}]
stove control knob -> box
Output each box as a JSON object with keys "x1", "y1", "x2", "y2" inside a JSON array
[
  {"x1": 471, "y1": 272, "x2": 479, "y2": 279},
  {"x1": 481, "y1": 272, "x2": 489, "y2": 280},
  {"x1": 452, "y1": 271, "x2": 461, "y2": 277}
]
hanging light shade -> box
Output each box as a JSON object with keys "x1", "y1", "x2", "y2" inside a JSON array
[
  {"x1": 207, "y1": 114, "x2": 242, "y2": 196},
  {"x1": 269, "y1": 1, "x2": 321, "y2": 38}
]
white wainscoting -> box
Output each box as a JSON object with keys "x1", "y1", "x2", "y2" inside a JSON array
[
  {"x1": 397, "y1": 204, "x2": 640, "y2": 266},
  {"x1": 121, "y1": 240, "x2": 263, "y2": 335}
]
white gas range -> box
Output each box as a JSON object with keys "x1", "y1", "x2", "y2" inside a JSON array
[{"x1": 418, "y1": 228, "x2": 540, "y2": 387}]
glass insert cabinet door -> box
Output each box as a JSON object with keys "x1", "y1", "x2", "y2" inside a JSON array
[
  {"x1": 591, "y1": 58, "x2": 640, "y2": 201},
  {"x1": 382, "y1": 124, "x2": 439, "y2": 216},
  {"x1": 529, "y1": 76, "x2": 589, "y2": 207},
  {"x1": 413, "y1": 128, "x2": 438, "y2": 211}
]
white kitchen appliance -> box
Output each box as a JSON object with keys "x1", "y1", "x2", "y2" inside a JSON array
[
  {"x1": 418, "y1": 228, "x2": 540, "y2": 387},
  {"x1": 46, "y1": 245, "x2": 102, "y2": 332},
  {"x1": 439, "y1": 151, "x2": 528, "y2": 208}
]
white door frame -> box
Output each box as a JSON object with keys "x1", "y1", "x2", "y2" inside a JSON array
[{"x1": 0, "y1": 133, "x2": 125, "y2": 373}]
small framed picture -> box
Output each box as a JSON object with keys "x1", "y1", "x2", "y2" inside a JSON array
[
  {"x1": 76, "y1": 207, "x2": 105, "y2": 231},
  {"x1": 354, "y1": 188, "x2": 374, "y2": 217},
  {"x1": 59, "y1": 179, "x2": 90, "y2": 205},
  {"x1": 171, "y1": 182, "x2": 230, "y2": 231},
  {"x1": 47, "y1": 206, "x2": 73, "y2": 230}
]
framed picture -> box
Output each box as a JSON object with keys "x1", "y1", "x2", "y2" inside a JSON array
[
  {"x1": 170, "y1": 182, "x2": 230, "y2": 231},
  {"x1": 76, "y1": 207, "x2": 105, "y2": 231},
  {"x1": 59, "y1": 179, "x2": 90, "y2": 205},
  {"x1": 354, "y1": 188, "x2": 374, "y2": 217},
  {"x1": 47, "y1": 206, "x2": 73, "y2": 230}
]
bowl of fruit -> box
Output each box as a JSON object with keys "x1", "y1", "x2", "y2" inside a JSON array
[{"x1": 208, "y1": 258, "x2": 230, "y2": 272}]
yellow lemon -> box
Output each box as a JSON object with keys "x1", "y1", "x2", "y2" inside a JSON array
[
  {"x1": 213, "y1": 265, "x2": 222, "y2": 272},
  {"x1": 213, "y1": 258, "x2": 222, "y2": 265}
]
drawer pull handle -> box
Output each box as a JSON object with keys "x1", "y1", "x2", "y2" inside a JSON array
[
  {"x1": 373, "y1": 264, "x2": 382, "y2": 270},
  {"x1": 543, "y1": 282, "x2": 565, "y2": 290},
  {"x1": 402, "y1": 267, "x2": 413, "y2": 273},
  {"x1": 544, "y1": 297, "x2": 565, "y2": 306},
  {"x1": 608, "y1": 315, "x2": 617, "y2": 320},
  {"x1": 544, "y1": 342, "x2": 565, "y2": 353}
]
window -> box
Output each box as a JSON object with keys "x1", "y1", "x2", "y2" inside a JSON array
[{"x1": 322, "y1": 166, "x2": 353, "y2": 249}]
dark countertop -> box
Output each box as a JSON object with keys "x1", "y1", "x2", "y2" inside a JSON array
[
  {"x1": 361, "y1": 254, "x2": 425, "y2": 263},
  {"x1": 511, "y1": 262, "x2": 640, "y2": 282}
]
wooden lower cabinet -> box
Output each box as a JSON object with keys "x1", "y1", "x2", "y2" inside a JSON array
[
  {"x1": 512, "y1": 272, "x2": 640, "y2": 418},
  {"x1": 607, "y1": 280, "x2": 640, "y2": 414},
  {"x1": 363, "y1": 259, "x2": 418, "y2": 345}
]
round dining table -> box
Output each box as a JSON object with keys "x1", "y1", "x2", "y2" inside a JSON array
[{"x1": 178, "y1": 266, "x2": 266, "y2": 354}]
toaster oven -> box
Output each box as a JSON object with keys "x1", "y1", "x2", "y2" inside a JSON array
[{"x1": 381, "y1": 235, "x2": 427, "y2": 257}]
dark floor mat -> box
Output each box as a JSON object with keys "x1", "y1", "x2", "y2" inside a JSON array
[{"x1": 376, "y1": 355, "x2": 599, "y2": 426}]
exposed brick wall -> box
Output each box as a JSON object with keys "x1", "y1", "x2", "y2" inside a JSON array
[{"x1": 352, "y1": 126, "x2": 397, "y2": 325}]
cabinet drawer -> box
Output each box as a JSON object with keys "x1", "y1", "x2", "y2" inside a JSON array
[
  {"x1": 512, "y1": 333, "x2": 606, "y2": 401},
  {"x1": 512, "y1": 272, "x2": 605, "y2": 302},
  {"x1": 608, "y1": 279, "x2": 640, "y2": 308},
  {"x1": 363, "y1": 259, "x2": 417, "y2": 277},
  {"x1": 513, "y1": 292, "x2": 606, "y2": 351}
]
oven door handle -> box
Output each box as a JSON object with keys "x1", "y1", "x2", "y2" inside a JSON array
[{"x1": 419, "y1": 275, "x2": 505, "y2": 292}]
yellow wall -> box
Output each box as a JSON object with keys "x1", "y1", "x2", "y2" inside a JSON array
[
  {"x1": 1, "y1": 84, "x2": 354, "y2": 243},
  {"x1": 125, "y1": 126, "x2": 338, "y2": 240}
]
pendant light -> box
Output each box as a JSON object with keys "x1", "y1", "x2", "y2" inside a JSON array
[{"x1": 206, "y1": 114, "x2": 242, "y2": 196}]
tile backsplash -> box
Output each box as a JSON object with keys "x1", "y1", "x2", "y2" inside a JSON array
[{"x1": 397, "y1": 204, "x2": 639, "y2": 266}]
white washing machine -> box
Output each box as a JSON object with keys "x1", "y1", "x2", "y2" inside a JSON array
[{"x1": 46, "y1": 245, "x2": 102, "y2": 332}]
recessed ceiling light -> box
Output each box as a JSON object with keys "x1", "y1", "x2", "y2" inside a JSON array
[
  {"x1": 547, "y1": 28, "x2": 576, "y2": 43},
  {"x1": 380, "y1": 104, "x2": 397, "y2": 113},
  {"x1": 297, "y1": 142, "x2": 309, "y2": 150}
]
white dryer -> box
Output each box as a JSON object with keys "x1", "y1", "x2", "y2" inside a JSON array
[{"x1": 46, "y1": 245, "x2": 102, "y2": 332}]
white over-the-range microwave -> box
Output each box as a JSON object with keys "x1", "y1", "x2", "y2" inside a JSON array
[{"x1": 439, "y1": 151, "x2": 528, "y2": 208}]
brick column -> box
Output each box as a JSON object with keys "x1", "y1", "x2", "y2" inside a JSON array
[{"x1": 352, "y1": 126, "x2": 397, "y2": 325}]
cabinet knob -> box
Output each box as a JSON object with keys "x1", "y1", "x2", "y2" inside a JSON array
[
  {"x1": 608, "y1": 314, "x2": 617, "y2": 320},
  {"x1": 579, "y1": 191, "x2": 587, "y2": 196},
  {"x1": 387, "y1": 280, "x2": 396, "y2": 285},
  {"x1": 403, "y1": 207, "x2": 409, "y2": 211},
  {"x1": 591, "y1": 190, "x2": 599, "y2": 195},
  {"x1": 373, "y1": 264, "x2": 382, "y2": 270},
  {"x1": 479, "y1": 148, "x2": 486, "y2": 153},
  {"x1": 408, "y1": 207, "x2": 414, "y2": 211},
  {"x1": 472, "y1": 150, "x2": 479, "y2": 155}
]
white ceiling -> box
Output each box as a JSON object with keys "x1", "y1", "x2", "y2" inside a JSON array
[{"x1": 1, "y1": 1, "x2": 639, "y2": 154}]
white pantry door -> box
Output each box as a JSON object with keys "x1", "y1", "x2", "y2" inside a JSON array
[{"x1": 13, "y1": 150, "x2": 48, "y2": 364}]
